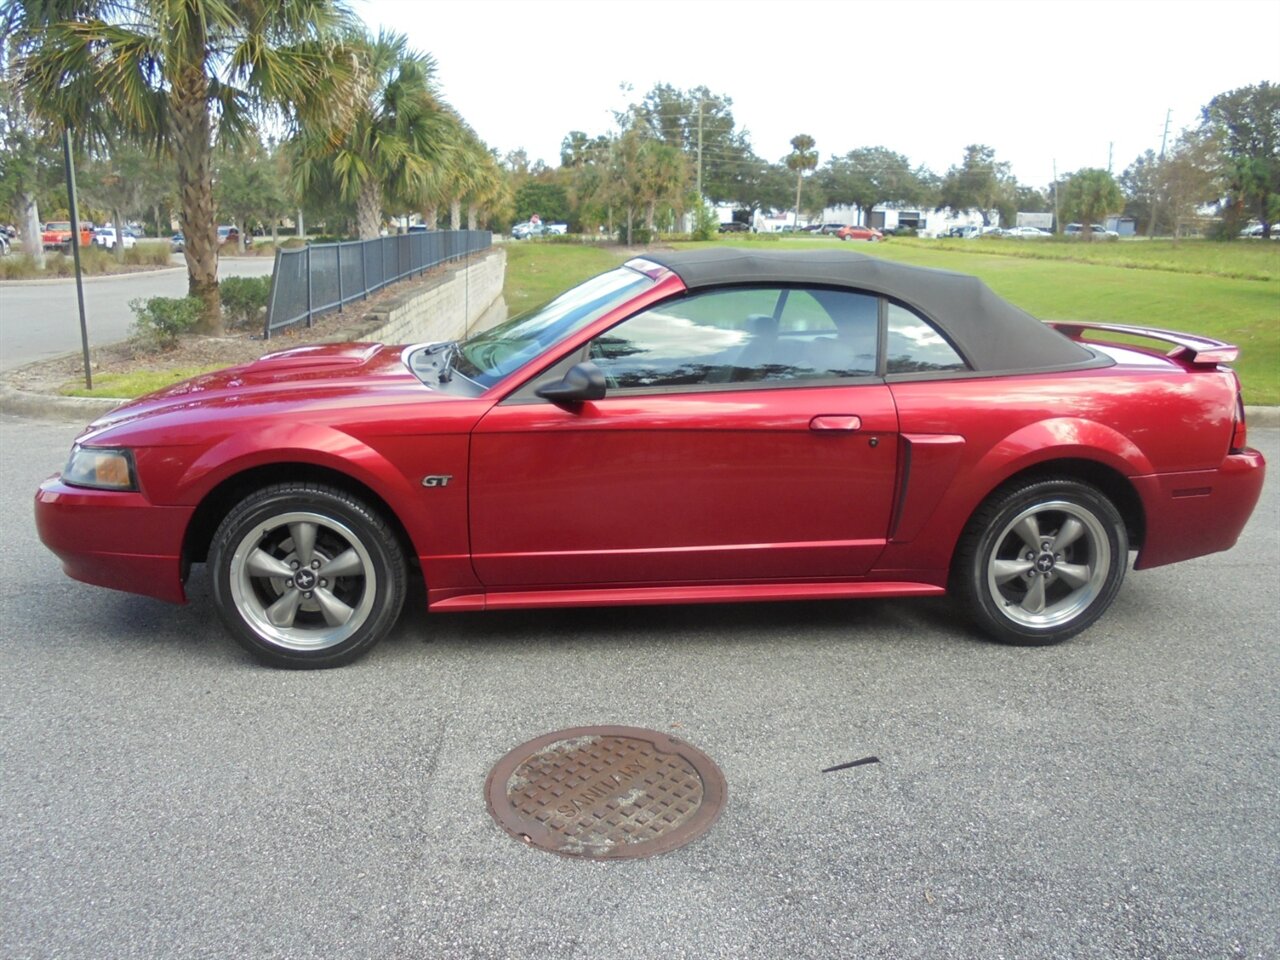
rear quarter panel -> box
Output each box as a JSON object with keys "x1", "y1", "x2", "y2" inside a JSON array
[{"x1": 876, "y1": 362, "x2": 1239, "y2": 577}]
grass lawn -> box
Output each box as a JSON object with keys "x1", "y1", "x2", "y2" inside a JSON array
[
  {"x1": 501, "y1": 241, "x2": 630, "y2": 317},
  {"x1": 62, "y1": 366, "x2": 226, "y2": 399}
]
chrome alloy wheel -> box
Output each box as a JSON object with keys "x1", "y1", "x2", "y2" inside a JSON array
[
  {"x1": 984, "y1": 499, "x2": 1111, "y2": 630},
  {"x1": 227, "y1": 510, "x2": 377, "y2": 652}
]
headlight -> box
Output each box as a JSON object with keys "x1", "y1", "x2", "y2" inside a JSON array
[{"x1": 63, "y1": 445, "x2": 137, "y2": 491}]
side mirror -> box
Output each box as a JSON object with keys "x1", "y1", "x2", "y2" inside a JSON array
[{"x1": 534, "y1": 361, "x2": 607, "y2": 403}]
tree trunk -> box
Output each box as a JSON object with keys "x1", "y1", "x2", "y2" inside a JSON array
[
  {"x1": 152, "y1": 203, "x2": 161, "y2": 239},
  {"x1": 422, "y1": 206, "x2": 437, "y2": 230},
  {"x1": 356, "y1": 181, "x2": 382, "y2": 240},
  {"x1": 112, "y1": 207, "x2": 125, "y2": 262},
  {"x1": 19, "y1": 191, "x2": 44, "y2": 268},
  {"x1": 646, "y1": 200, "x2": 656, "y2": 230},
  {"x1": 450, "y1": 199, "x2": 462, "y2": 230},
  {"x1": 271, "y1": 223, "x2": 279, "y2": 245},
  {"x1": 794, "y1": 174, "x2": 802, "y2": 230},
  {"x1": 296, "y1": 208, "x2": 304, "y2": 237},
  {"x1": 626, "y1": 205, "x2": 633, "y2": 246},
  {"x1": 235, "y1": 216, "x2": 246, "y2": 254},
  {"x1": 467, "y1": 203, "x2": 478, "y2": 231},
  {"x1": 171, "y1": 67, "x2": 221, "y2": 333}
]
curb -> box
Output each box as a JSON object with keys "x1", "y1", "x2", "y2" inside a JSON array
[
  {"x1": 0, "y1": 384, "x2": 126, "y2": 421},
  {"x1": 3, "y1": 378, "x2": 1277, "y2": 427}
]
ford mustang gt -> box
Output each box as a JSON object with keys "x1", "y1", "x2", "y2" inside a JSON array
[{"x1": 35, "y1": 249, "x2": 1266, "y2": 667}]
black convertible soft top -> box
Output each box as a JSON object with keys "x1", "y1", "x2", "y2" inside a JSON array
[{"x1": 640, "y1": 248, "x2": 1104, "y2": 374}]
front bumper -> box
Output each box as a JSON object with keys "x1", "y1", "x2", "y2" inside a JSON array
[
  {"x1": 34, "y1": 477, "x2": 192, "y2": 603},
  {"x1": 1132, "y1": 448, "x2": 1267, "y2": 570}
]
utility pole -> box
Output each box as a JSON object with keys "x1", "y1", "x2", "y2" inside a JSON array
[
  {"x1": 1148, "y1": 109, "x2": 1172, "y2": 238},
  {"x1": 1052, "y1": 158, "x2": 1061, "y2": 234},
  {"x1": 696, "y1": 99, "x2": 704, "y2": 204},
  {"x1": 1107, "y1": 141, "x2": 1113, "y2": 174}
]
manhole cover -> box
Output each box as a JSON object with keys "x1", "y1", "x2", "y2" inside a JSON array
[{"x1": 485, "y1": 725, "x2": 727, "y2": 860}]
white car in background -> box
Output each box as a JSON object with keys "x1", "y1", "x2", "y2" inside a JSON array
[
  {"x1": 1005, "y1": 226, "x2": 1052, "y2": 238},
  {"x1": 92, "y1": 227, "x2": 137, "y2": 250}
]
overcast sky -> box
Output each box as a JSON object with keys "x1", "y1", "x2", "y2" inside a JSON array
[{"x1": 359, "y1": 0, "x2": 1279, "y2": 188}]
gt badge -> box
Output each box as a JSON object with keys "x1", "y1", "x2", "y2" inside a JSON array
[{"x1": 422, "y1": 475, "x2": 453, "y2": 488}]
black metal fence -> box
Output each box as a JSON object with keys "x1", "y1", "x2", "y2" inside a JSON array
[{"x1": 264, "y1": 229, "x2": 492, "y2": 338}]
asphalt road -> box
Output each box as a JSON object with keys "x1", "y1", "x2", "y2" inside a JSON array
[
  {"x1": 0, "y1": 256, "x2": 276, "y2": 371},
  {"x1": 2, "y1": 416, "x2": 1276, "y2": 960}
]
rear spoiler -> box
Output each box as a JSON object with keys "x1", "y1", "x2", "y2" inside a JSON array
[{"x1": 1049, "y1": 321, "x2": 1239, "y2": 366}]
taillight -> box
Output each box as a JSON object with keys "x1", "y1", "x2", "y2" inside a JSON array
[{"x1": 1230, "y1": 390, "x2": 1248, "y2": 453}]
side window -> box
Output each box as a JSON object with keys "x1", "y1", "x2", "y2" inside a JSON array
[
  {"x1": 588, "y1": 287, "x2": 879, "y2": 390},
  {"x1": 885, "y1": 302, "x2": 967, "y2": 373}
]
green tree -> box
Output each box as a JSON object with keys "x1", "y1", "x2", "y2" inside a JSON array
[
  {"x1": 1059, "y1": 168, "x2": 1122, "y2": 238},
  {"x1": 80, "y1": 139, "x2": 152, "y2": 260},
  {"x1": 295, "y1": 29, "x2": 455, "y2": 240},
  {"x1": 820, "y1": 147, "x2": 932, "y2": 224},
  {"x1": 936, "y1": 144, "x2": 1014, "y2": 226},
  {"x1": 785, "y1": 134, "x2": 818, "y2": 230},
  {"x1": 622, "y1": 83, "x2": 755, "y2": 206},
  {"x1": 13, "y1": 0, "x2": 352, "y2": 332},
  {"x1": 513, "y1": 181, "x2": 571, "y2": 225},
  {"x1": 1161, "y1": 130, "x2": 1219, "y2": 238},
  {"x1": 216, "y1": 141, "x2": 288, "y2": 252},
  {"x1": 0, "y1": 52, "x2": 59, "y2": 265},
  {"x1": 1201, "y1": 82, "x2": 1280, "y2": 236}
]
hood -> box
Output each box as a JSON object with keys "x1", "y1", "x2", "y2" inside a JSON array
[{"x1": 80, "y1": 342, "x2": 443, "y2": 442}]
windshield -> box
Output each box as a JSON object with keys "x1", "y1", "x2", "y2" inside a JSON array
[{"x1": 450, "y1": 266, "x2": 655, "y2": 388}]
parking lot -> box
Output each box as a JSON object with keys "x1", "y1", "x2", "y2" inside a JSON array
[{"x1": 2, "y1": 414, "x2": 1277, "y2": 960}]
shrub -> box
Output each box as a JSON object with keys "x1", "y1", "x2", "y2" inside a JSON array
[
  {"x1": 691, "y1": 202, "x2": 719, "y2": 242},
  {"x1": 130, "y1": 295, "x2": 202, "y2": 350},
  {"x1": 220, "y1": 275, "x2": 272, "y2": 330},
  {"x1": 125, "y1": 241, "x2": 174, "y2": 266},
  {"x1": 0, "y1": 254, "x2": 40, "y2": 280}
]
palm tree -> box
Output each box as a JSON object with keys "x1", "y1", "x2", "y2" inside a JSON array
[
  {"x1": 12, "y1": 0, "x2": 353, "y2": 332},
  {"x1": 294, "y1": 29, "x2": 453, "y2": 240},
  {"x1": 1060, "y1": 168, "x2": 1123, "y2": 239},
  {"x1": 785, "y1": 134, "x2": 818, "y2": 230}
]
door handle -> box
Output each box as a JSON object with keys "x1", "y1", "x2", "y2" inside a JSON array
[{"x1": 809, "y1": 415, "x2": 862, "y2": 431}]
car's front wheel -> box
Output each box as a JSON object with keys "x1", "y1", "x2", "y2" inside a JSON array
[
  {"x1": 953, "y1": 478, "x2": 1127, "y2": 645},
  {"x1": 209, "y1": 483, "x2": 406, "y2": 668}
]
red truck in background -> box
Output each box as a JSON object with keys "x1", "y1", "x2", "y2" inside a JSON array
[{"x1": 42, "y1": 221, "x2": 94, "y2": 251}]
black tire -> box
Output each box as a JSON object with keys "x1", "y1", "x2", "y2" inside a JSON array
[
  {"x1": 952, "y1": 477, "x2": 1127, "y2": 646},
  {"x1": 209, "y1": 482, "x2": 406, "y2": 668}
]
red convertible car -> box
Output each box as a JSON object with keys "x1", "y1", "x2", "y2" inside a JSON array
[{"x1": 35, "y1": 249, "x2": 1265, "y2": 668}]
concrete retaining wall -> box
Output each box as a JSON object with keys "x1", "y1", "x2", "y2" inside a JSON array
[{"x1": 365, "y1": 248, "x2": 506, "y2": 344}]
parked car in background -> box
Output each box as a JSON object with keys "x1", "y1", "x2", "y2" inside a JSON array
[
  {"x1": 511, "y1": 221, "x2": 568, "y2": 239},
  {"x1": 0, "y1": 233, "x2": 9, "y2": 256},
  {"x1": 1005, "y1": 226, "x2": 1052, "y2": 238},
  {"x1": 33, "y1": 249, "x2": 1264, "y2": 668},
  {"x1": 170, "y1": 233, "x2": 185, "y2": 252},
  {"x1": 1241, "y1": 222, "x2": 1277, "y2": 239},
  {"x1": 718, "y1": 221, "x2": 752, "y2": 233},
  {"x1": 92, "y1": 227, "x2": 137, "y2": 251},
  {"x1": 818, "y1": 224, "x2": 847, "y2": 235},
  {"x1": 217, "y1": 225, "x2": 245, "y2": 246},
  {"x1": 511, "y1": 221, "x2": 547, "y2": 239},
  {"x1": 836, "y1": 224, "x2": 884, "y2": 242},
  {"x1": 1064, "y1": 223, "x2": 1118, "y2": 239},
  {"x1": 42, "y1": 221, "x2": 94, "y2": 251}
]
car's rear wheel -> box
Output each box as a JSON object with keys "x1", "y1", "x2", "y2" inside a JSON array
[
  {"x1": 953, "y1": 478, "x2": 1127, "y2": 646},
  {"x1": 209, "y1": 483, "x2": 406, "y2": 668}
]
